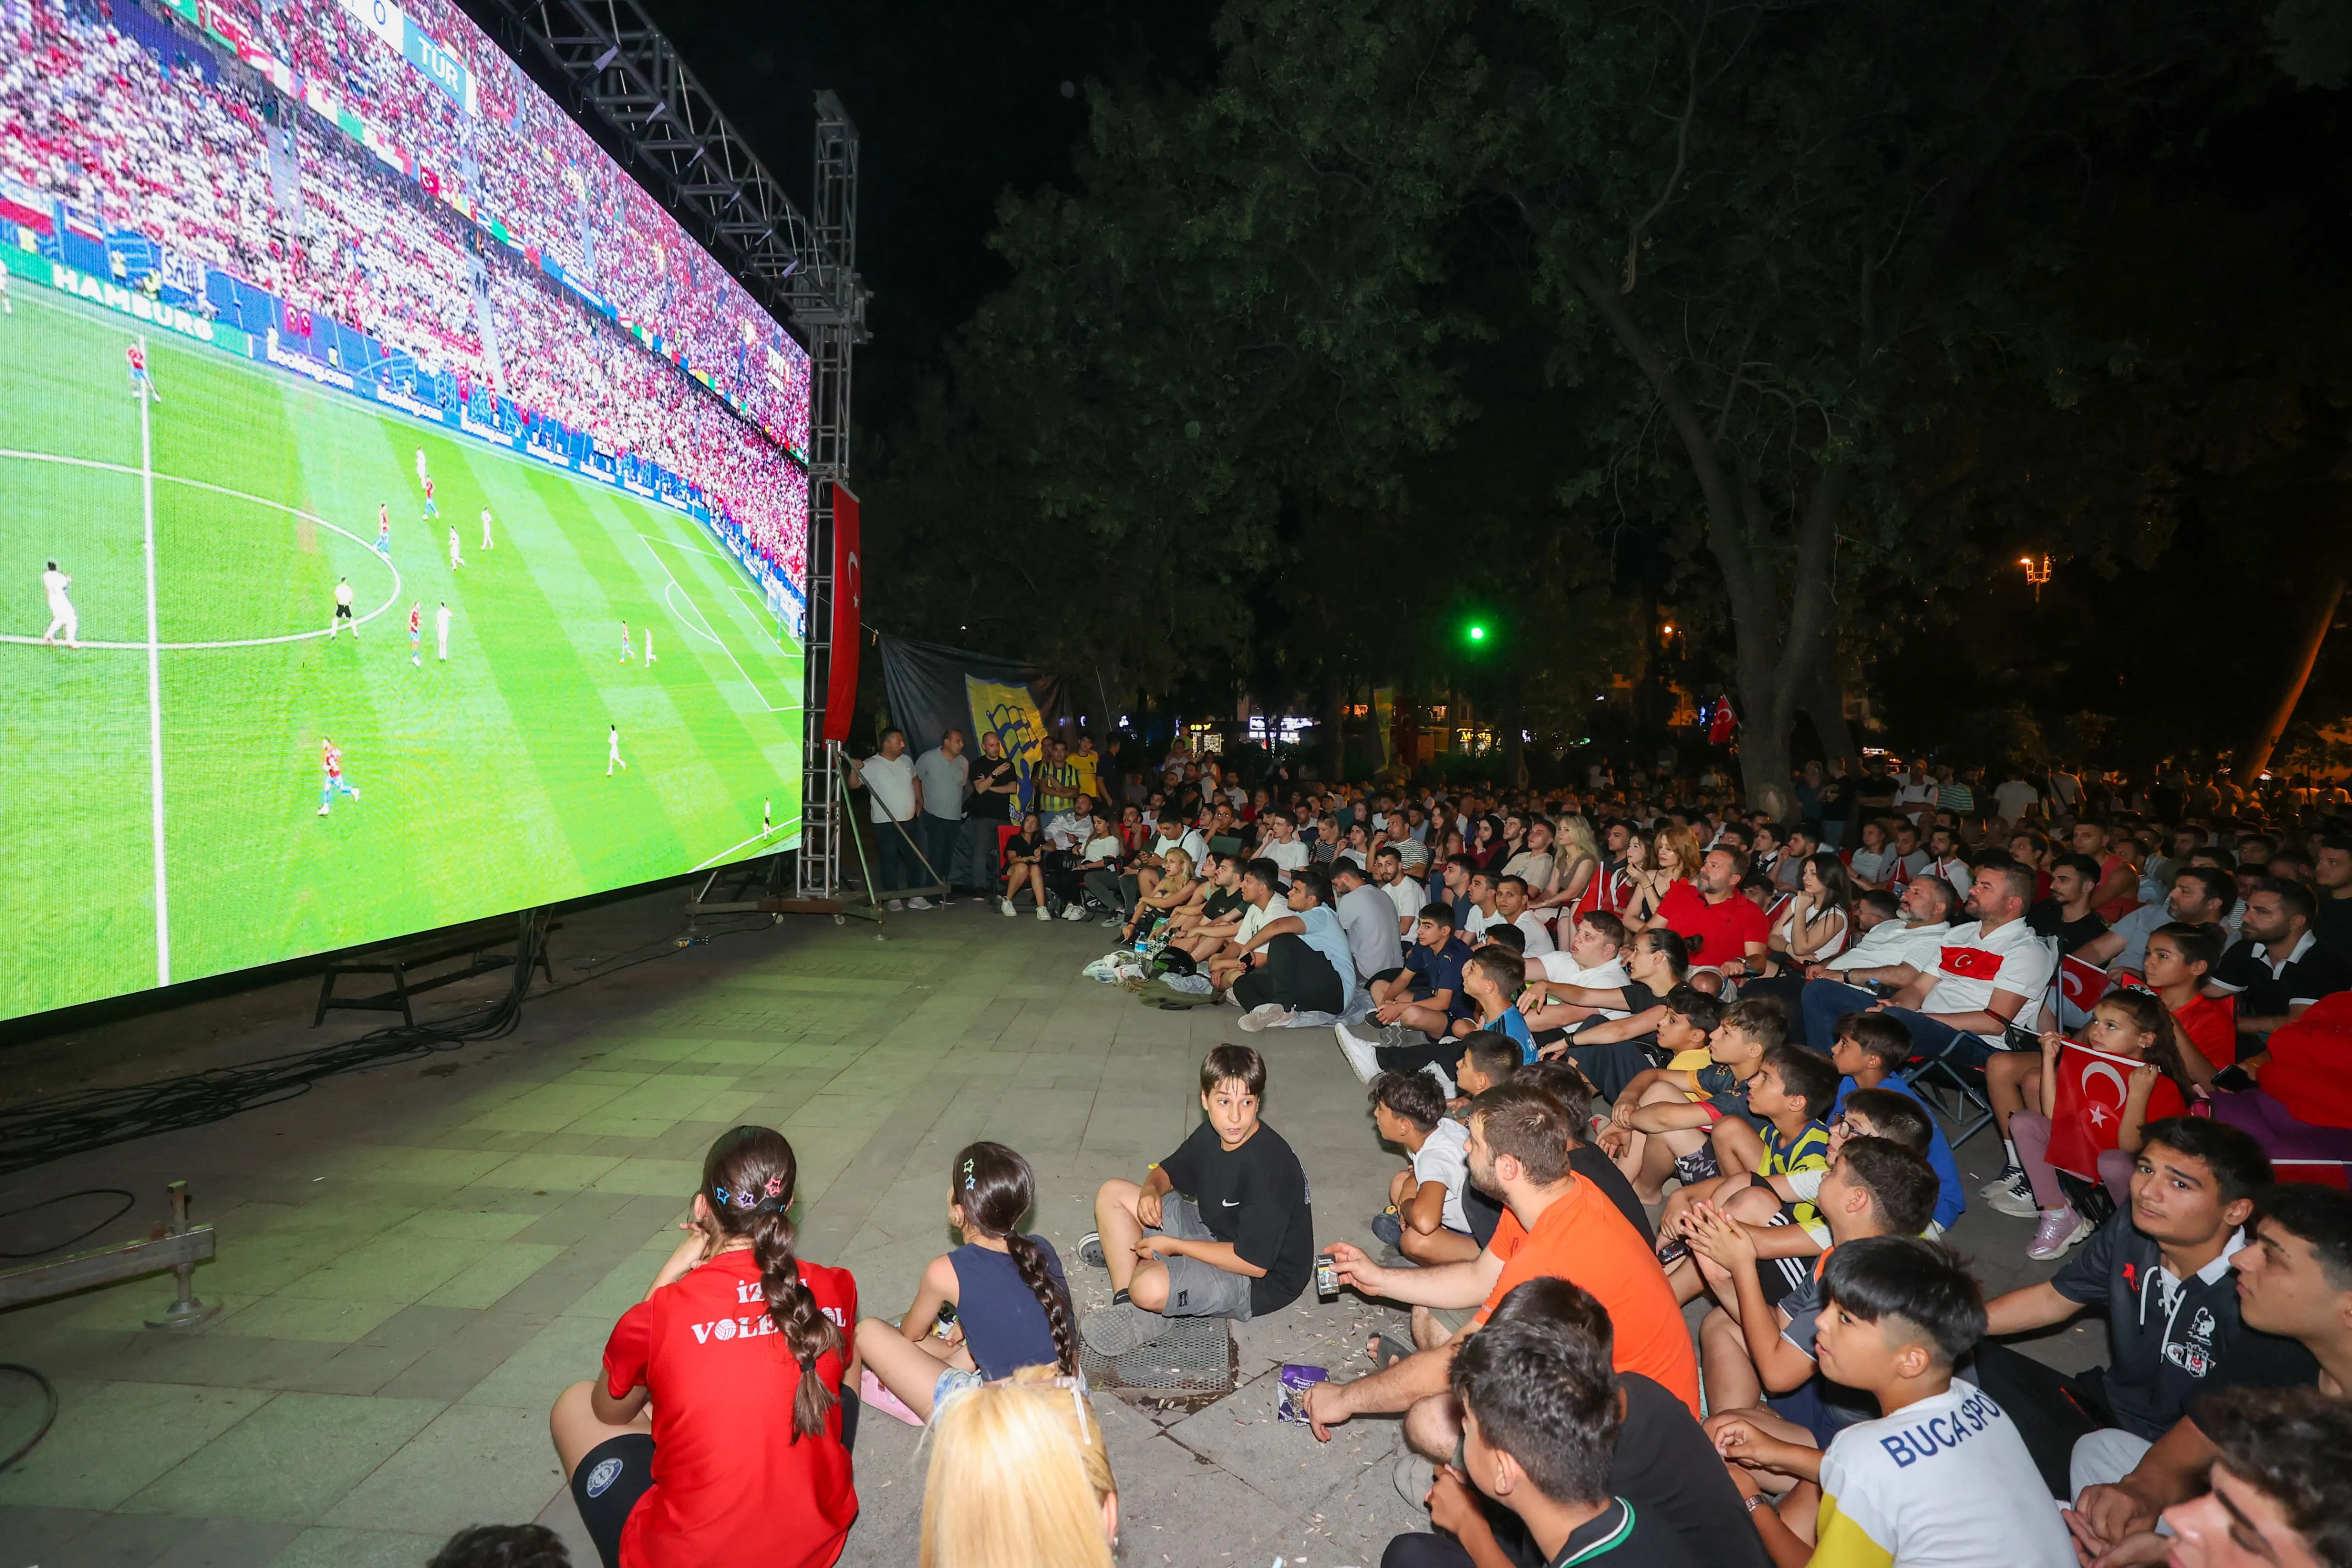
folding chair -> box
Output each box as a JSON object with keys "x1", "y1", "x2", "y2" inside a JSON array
[{"x1": 1900, "y1": 1036, "x2": 1999, "y2": 1147}]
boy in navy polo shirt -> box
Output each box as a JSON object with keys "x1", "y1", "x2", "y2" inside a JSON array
[{"x1": 1339, "y1": 904, "x2": 1475, "y2": 1082}]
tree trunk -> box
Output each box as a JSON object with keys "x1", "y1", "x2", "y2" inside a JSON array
[
  {"x1": 2238, "y1": 576, "x2": 2346, "y2": 779},
  {"x1": 1323, "y1": 670, "x2": 1348, "y2": 784}
]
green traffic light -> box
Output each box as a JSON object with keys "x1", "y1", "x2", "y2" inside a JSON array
[{"x1": 1467, "y1": 624, "x2": 1487, "y2": 642}]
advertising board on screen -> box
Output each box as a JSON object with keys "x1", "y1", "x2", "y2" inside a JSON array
[{"x1": 0, "y1": 0, "x2": 812, "y2": 1020}]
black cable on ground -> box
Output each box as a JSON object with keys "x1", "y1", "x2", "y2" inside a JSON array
[
  {"x1": 0, "y1": 1188, "x2": 136, "y2": 1257},
  {"x1": 0, "y1": 908, "x2": 778, "y2": 1178},
  {"x1": 0, "y1": 1363, "x2": 58, "y2": 1473}
]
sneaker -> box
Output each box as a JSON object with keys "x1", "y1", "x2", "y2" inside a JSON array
[
  {"x1": 2028, "y1": 1206, "x2": 2094, "y2": 1261},
  {"x1": 907, "y1": 896, "x2": 933, "y2": 910},
  {"x1": 1671, "y1": 1147, "x2": 1721, "y2": 1188},
  {"x1": 1419, "y1": 1060, "x2": 1458, "y2": 1098},
  {"x1": 1981, "y1": 1163, "x2": 2028, "y2": 1200},
  {"x1": 1035, "y1": 906, "x2": 1052, "y2": 922},
  {"x1": 1238, "y1": 1003, "x2": 1295, "y2": 1033},
  {"x1": 1370, "y1": 1211, "x2": 1404, "y2": 1250},
  {"x1": 858, "y1": 1367, "x2": 923, "y2": 1427},
  {"x1": 1985, "y1": 1166, "x2": 2041, "y2": 1219},
  {"x1": 1335, "y1": 1020, "x2": 1388, "y2": 1083},
  {"x1": 1394, "y1": 1452, "x2": 1436, "y2": 1509},
  {"x1": 1101, "y1": 916, "x2": 1123, "y2": 928},
  {"x1": 1063, "y1": 905, "x2": 1089, "y2": 921},
  {"x1": 1001, "y1": 898, "x2": 1017, "y2": 917},
  {"x1": 887, "y1": 898, "x2": 904, "y2": 912},
  {"x1": 316, "y1": 805, "x2": 330, "y2": 816},
  {"x1": 1080, "y1": 1301, "x2": 1168, "y2": 1357},
  {"x1": 1077, "y1": 1232, "x2": 1105, "y2": 1268}
]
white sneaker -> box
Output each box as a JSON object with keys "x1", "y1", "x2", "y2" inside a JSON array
[
  {"x1": 1985, "y1": 1167, "x2": 2041, "y2": 1219},
  {"x1": 317, "y1": 805, "x2": 330, "y2": 816},
  {"x1": 1335, "y1": 1021, "x2": 1383, "y2": 1082},
  {"x1": 1062, "y1": 906, "x2": 1088, "y2": 921},
  {"x1": 1035, "y1": 906, "x2": 1052, "y2": 922},
  {"x1": 906, "y1": 896, "x2": 933, "y2": 910},
  {"x1": 1001, "y1": 898, "x2": 1017, "y2": 917},
  {"x1": 887, "y1": 898, "x2": 905, "y2": 912},
  {"x1": 1238, "y1": 1003, "x2": 1295, "y2": 1033}
]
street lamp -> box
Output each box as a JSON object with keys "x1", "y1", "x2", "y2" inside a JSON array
[{"x1": 2019, "y1": 555, "x2": 2052, "y2": 601}]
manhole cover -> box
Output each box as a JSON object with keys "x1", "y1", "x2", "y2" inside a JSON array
[{"x1": 1080, "y1": 1315, "x2": 1237, "y2": 1412}]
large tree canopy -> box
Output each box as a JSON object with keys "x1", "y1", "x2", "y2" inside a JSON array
[{"x1": 865, "y1": 0, "x2": 2347, "y2": 782}]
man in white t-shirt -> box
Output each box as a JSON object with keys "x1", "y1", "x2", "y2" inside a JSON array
[
  {"x1": 1492, "y1": 874, "x2": 1556, "y2": 956},
  {"x1": 1459, "y1": 872, "x2": 1505, "y2": 942},
  {"x1": 1895, "y1": 764, "x2": 1940, "y2": 824},
  {"x1": 1804, "y1": 861, "x2": 2053, "y2": 1070},
  {"x1": 848, "y1": 729, "x2": 926, "y2": 911},
  {"x1": 1371, "y1": 846, "x2": 1426, "y2": 939},
  {"x1": 1260, "y1": 810, "x2": 1311, "y2": 874},
  {"x1": 1993, "y1": 772, "x2": 2040, "y2": 825}
]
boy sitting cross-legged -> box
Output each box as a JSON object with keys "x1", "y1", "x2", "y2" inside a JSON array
[
  {"x1": 1598, "y1": 998, "x2": 1783, "y2": 1204},
  {"x1": 1368, "y1": 1070, "x2": 1482, "y2": 1266},
  {"x1": 1079, "y1": 1043, "x2": 1315, "y2": 1356},
  {"x1": 1339, "y1": 904, "x2": 1478, "y2": 1083},
  {"x1": 1653, "y1": 1043, "x2": 1839, "y2": 1303},
  {"x1": 1708, "y1": 1236, "x2": 2074, "y2": 1568}
]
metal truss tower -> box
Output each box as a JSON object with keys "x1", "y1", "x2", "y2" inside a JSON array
[{"x1": 469, "y1": 0, "x2": 868, "y2": 898}]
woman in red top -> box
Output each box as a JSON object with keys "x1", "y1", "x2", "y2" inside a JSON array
[{"x1": 551, "y1": 1127, "x2": 859, "y2": 1568}]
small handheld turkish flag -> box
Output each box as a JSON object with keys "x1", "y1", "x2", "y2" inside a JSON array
[{"x1": 2054, "y1": 953, "x2": 2114, "y2": 1030}]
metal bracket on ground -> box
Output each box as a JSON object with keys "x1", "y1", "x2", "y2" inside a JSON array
[{"x1": 0, "y1": 1180, "x2": 219, "y2": 1329}]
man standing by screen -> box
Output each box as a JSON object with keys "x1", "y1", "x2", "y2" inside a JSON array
[
  {"x1": 848, "y1": 729, "x2": 925, "y2": 911},
  {"x1": 914, "y1": 728, "x2": 970, "y2": 902}
]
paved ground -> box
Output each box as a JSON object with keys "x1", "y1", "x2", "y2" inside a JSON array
[{"x1": 0, "y1": 890, "x2": 2098, "y2": 1568}]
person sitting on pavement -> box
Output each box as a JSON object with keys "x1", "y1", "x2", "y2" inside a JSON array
[
  {"x1": 1230, "y1": 866, "x2": 1361, "y2": 1031},
  {"x1": 1369, "y1": 1069, "x2": 1482, "y2": 1266},
  {"x1": 1338, "y1": 904, "x2": 1479, "y2": 1082},
  {"x1": 1077, "y1": 1044, "x2": 1313, "y2": 1356}
]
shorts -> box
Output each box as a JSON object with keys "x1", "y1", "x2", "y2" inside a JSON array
[
  {"x1": 1147, "y1": 1196, "x2": 1254, "y2": 1320},
  {"x1": 569, "y1": 1432, "x2": 655, "y2": 1568},
  {"x1": 1755, "y1": 1208, "x2": 1814, "y2": 1311},
  {"x1": 932, "y1": 1365, "x2": 985, "y2": 1419},
  {"x1": 334, "y1": 603, "x2": 352, "y2": 620}
]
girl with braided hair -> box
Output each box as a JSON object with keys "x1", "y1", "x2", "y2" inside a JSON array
[
  {"x1": 550, "y1": 1126, "x2": 858, "y2": 1568},
  {"x1": 854, "y1": 1140, "x2": 1077, "y2": 1425}
]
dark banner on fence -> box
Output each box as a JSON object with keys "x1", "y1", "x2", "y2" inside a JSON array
[{"x1": 877, "y1": 637, "x2": 1064, "y2": 815}]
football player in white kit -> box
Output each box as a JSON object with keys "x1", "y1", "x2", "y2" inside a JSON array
[
  {"x1": 330, "y1": 577, "x2": 357, "y2": 638},
  {"x1": 607, "y1": 724, "x2": 627, "y2": 776},
  {"x1": 40, "y1": 559, "x2": 78, "y2": 648},
  {"x1": 480, "y1": 505, "x2": 495, "y2": 551},
  {"x1": 435, "y1": 600, "x2": 452, "y2": 661}
]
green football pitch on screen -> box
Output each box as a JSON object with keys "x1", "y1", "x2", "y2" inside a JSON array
[{"x1": 0, "y1": 286, "x2": 803, "y2": 1022}]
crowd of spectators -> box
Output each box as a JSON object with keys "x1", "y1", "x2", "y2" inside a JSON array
[
  {"x1": 821, "y1": 729, "x2": 2352, "y2": 1568},
  {"x1": 0, "y1": 0, "x2": 808, "y2": 594}
]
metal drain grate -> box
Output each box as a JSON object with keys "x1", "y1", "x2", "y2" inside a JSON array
[{"x1": 1080, "y1": 1315, "x2": 1237, "y2": 1410}]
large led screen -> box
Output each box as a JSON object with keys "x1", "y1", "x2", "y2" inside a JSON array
[{"x1": 0, "y1": 0, "x2": 811, "y2": 1019}]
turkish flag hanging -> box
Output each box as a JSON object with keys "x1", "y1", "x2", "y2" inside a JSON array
[
  {"x1": 1708, "y1": 696, "x2": 1739, "y2": 746},
  {"x1": 2046, "y1": 1039, "x2": 2184, "y2": 1179},
  {"x1": 822, "y1": 482, "x2": 861, "y2": 744}
]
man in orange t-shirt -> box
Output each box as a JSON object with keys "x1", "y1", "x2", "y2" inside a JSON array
[{"x1": 1299, "y1": 1082, "x2": 1701, "y2": 1457}]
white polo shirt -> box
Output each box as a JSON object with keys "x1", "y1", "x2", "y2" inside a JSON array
[
  {"x1": 1921, "y1": 916, "x2": 2057, "y2": 1039},
  {"x1": 1828, "y1": 919, "x2": 1952, "y2": 975}
]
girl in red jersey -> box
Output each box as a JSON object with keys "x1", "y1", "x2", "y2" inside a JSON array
[{"x1": 551, "y1": 1126, "x2": 859, "y2": 1568}]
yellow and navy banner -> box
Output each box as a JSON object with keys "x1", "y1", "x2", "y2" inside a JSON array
[{"x1": 879, "y1": 638, "x2": 1064, "y2": 814}]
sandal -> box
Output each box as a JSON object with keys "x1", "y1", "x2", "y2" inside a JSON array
[{"x1": 1365, "y1": 1331, "x2": 1412, "y2": 1371}]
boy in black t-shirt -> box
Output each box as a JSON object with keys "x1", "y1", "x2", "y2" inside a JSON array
[
  {"x1": 1972, "y1": 1117, "x2": 2317, "y2": 1500},
  {"x1": 1080, "y1": 1044, "x2": 1314, "y2": 1355}
]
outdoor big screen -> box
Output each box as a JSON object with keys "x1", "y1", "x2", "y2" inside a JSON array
[{"x1": 0, "y1": 0, "x2": 810, "y2": 1020}]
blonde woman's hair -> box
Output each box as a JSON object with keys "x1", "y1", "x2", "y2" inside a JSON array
[
  {"x1": 1161, "y1": 847, "x2": 1193, "y2": 880},
  {"x1": 1555, "y1": 815, "x2": 1600, "y2": 870},
  {"x1": 919, "y1": 1368, "x2": 1116, "y2": 1568},
  {"x1": 1654, "y1": 823, "x2": 1703, "y2": 881}
]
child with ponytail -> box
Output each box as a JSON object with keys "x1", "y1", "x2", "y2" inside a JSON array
[
  {"x1": 550, "y1": 1126, "x2": 858, "y2": 1568},
  {"x1": 855, "y1": 1140, "x2": 1077, "y2": 1424}
]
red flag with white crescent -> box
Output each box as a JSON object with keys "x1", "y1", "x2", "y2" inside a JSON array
[
  {"x1": 1708, "y1": 696, "x2": 1738, "y2": 746},
  {"x1": 2046, "y1": 1040, "x2": 2185, "y2": 1178},
  {"x1": 2055, "y1": 953, "x2": 2114, "y2": 1030}
]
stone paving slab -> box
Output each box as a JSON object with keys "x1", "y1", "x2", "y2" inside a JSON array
[{"x1": 0, "y1": 889, "x2": 2085, "y2": 1567}]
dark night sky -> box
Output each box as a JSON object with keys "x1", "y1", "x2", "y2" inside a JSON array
[{"x1": 632, "y1": 1, "x2": 1215, "y2": 434}]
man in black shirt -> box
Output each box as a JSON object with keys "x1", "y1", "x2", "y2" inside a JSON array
[
  {"x1": 1080, "y1": 1044, "x2": 1313, "y2": 1356},
  {"x1": 2027, "y1": 853, "x2": 2121, "y2": 962},
  {"x1": 2312, "y1": 832, "x2": 2352, "y2": 961},
  {"x1": 1972, "y1": 1118, "x2": 2316, "y2": 1499},
  {"x1": 1382, "y1": 1278, "x2": 1753, "y2": 1568},
  {"x1": 2208, "y1": 878, "x2": 2352, "y2": 1061}
]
